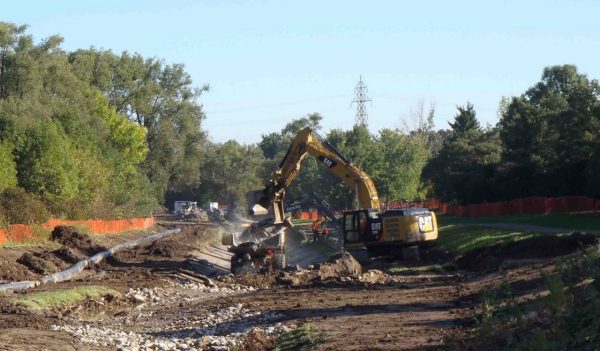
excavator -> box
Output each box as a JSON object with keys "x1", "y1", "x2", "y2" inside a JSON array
[
  {"x1": 284, "y1": 192, "x2": 339, "y2": 222},
  {"x1": 228, "y1": 127, "x2": 438, "y2": 271}
]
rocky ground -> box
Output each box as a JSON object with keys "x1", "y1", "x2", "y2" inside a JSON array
[{"x1": 0, "y1": 220, "x2": 597, "y2": 350}]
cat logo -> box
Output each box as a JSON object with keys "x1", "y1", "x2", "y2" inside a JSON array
[
  {"x1": 318, "y1": 156, "x2": 337, "y2": 168},
  {"x1": 418, "y1": 215, "x2": 434, "y2": 233}
]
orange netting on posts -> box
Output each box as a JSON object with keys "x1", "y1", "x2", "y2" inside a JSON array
[
  {"x1": 0, "y1": 217, "x2": 155, "y2": 244},
  {"x1": 422, "y1": 196, "x2": 600, "y2": 217}
]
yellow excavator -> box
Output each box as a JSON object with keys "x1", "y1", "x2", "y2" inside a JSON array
[{"x1": 229, "y1": 127, "x2": 438, "y2": 270}]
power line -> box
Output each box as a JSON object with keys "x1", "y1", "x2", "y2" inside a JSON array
[
  {"x1": 205, "y1": 94, "x2": 351, "y2": 114},
  {"x1": 351, "y1": 75, "x2": 371, "y2": 126}
]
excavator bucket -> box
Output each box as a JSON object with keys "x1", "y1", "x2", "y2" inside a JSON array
[
  {"x1": 247, "y1": 189, "x2": 270, "y2": 217},
  {"x1": 246, "y1": 188, "x2": 286, "y2": 225}
]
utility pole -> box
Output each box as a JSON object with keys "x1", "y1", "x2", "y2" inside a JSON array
[{"x1": 351, "y1": 75, "x2": 371, "y2": 126}]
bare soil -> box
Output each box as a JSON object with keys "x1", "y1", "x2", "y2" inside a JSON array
[{"x1": 0, "y1": 222, "x2": 597, "y2": 350}]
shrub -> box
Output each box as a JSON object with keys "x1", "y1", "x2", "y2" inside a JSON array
[
  {"x1": 0, "y1": 140, "x2": 17, "y2": 192},
  {"x1": 0, "y1": 187, "x2": 50, "y2": 224}
]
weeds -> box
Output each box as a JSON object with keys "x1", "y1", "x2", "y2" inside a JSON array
[
  {"x1": 14, "y1": 285, "x2": 121, "y2": 311},
  {"x1": 448, "y1": 248, "x2": 600, "y2": 350},
  {"x1": 274, "y1": 324, "x2": 328, "y2": 351}
]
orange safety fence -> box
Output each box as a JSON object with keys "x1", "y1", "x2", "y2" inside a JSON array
[
  {"x1": 0, "y1": 217, "x2": 155, "y2": 245},
  {"x1": 419, "y1": 196, "x2": 600, "y2": 217},
  {"x1": 297, "y1": 211, "x2": 320, "y2": 220},
  {"x1": 276, "y1": 196, "x2": 599, "y2": 221}
]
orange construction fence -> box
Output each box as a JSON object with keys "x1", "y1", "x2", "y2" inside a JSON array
[
  {"x1": 240, "y1": 196, "x2": 600, "y2": 227},
  {"x1": 298, "y1": 211, "x2": 319, "y2": 220},
  {"x1": 0, "y1": 217, "x2": 155, "y2": 245},
  {"x1": 418, "y1": 196, "x2": 600, "y2": 217}
]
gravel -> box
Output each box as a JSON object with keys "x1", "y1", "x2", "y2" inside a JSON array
[{"x1": 53, "y1": 280, "x2": 293, "y2": 351}]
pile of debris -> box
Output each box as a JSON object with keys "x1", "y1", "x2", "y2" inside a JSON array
[
  {"x1": 16, "y1": 226, "x2": 104, "y2": 276},
  {"x1": 277, "y1": 252, "x2": 394, "y2": 286}
]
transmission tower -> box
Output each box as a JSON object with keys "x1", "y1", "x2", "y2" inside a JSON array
[{"x1": 351, "y1": 75, "x2": 371, "y2": 126}]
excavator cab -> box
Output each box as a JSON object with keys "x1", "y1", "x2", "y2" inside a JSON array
[{"x1": 342, "y1": 209, "x2": 382, "y2": 244}]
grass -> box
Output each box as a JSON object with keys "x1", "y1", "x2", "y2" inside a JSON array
[
  {"x1": 304, "y1": 240, "x2": 336, "y2": 257},
  {"x1": 0, "y1": 225, "x2": 56, "y2": 249},
  {"x1": 14, "y1": 285, "x2": 121, "y2": 311},
  {"x1": 446, "y1": 248, "x2": 600, "y2": 350},
  {"x1": 435, "y1": 224, "x2": 542, "y2": 255},
  {"x1": 289, "y1": 226, "x2": 337, "y2": 258},
  {"x1": 291, "y1": 219, "x2": 314, "y2": 226},
  {"x1": 387, "y1": 263, "x2": 457, "y2": 274},
  {"x1": 438, "y1": 213, "x2": 600, "y2": 231},
  {"x1": 274, "y1": 324, "x2": 328, "y2": 351}
]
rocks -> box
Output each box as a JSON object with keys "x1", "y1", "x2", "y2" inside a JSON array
[
  {"x1": 317, "y1": 252, "x2": 362, "y2": 280},
  {"x1": 125, "y1": 280, "x2": 256, "y2": 305},
  {"x1": 53, "y1": 302, "x2": 294, "y2": 351},
  {"x1": 276, "y1": 253, "x2": 401, "y2": 287},
  {"x1": 277, "y1": 251, "x2": 365, "y2": 286},
  {"x1": 358, "y1": 269, "x2": 389, "y2": 284},
  {"x1": 54, "y1": 276, "x2": 282, "y2": 351}
]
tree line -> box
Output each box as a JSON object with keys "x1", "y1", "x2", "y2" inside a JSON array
[
  {"x1": 0, "y1": 22, "x2": 206, "y2": 223},
  {"x1": 424, "y1": 65, "x2": 600, "y2": 205},
  {"x1": 1, "y1": 22, "x2": 597, "y2": 224}
]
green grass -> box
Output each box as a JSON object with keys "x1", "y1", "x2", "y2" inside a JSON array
[
  {"x1": 291, "y1": 219, "x2": 314, "y2": 226},
  {"x1": 304, "y1": 240, "x2": 336, "y2": 257},
  {"x1": 14, "y1": 285, "x2": 121, "y2": 311},
  {"x1": 274, "y1": 324, "x2": 328, "y2": 351},
  {"x1": 0, "y1": 225, "x2": 55, "y2": 248},
  {"x1": 438, "y1": 213, "x2": 600, "y2": 231},
  {"x1": 387, "y1": 263, "x2": 457, "y2": 274},
  {"x1": 435, "y1": 224, "x2": 542, "y2": 255}
]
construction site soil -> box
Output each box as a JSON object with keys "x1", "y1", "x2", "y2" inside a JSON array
[{"x1": 0, "y1": 222, "x2": 597, "y2": 350}]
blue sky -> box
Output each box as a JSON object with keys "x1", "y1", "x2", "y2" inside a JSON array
[{"x1": 4, "y1": 0, "x2": 600, "y2": 143}]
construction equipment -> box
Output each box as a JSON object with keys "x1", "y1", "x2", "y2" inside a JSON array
[
  {"x1": 284, "y1": 192, "x2": 340, "y2": 221},
  {"x1": 245, "y1": 127, "x2": 438, "y2": 260},
  {"x1": 174, "y1": 201, "x2": 199, "y2": 220}
]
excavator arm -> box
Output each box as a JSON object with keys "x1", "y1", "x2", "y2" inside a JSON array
[{"x1": 248, "y1": 127, "x2": 380, "y2": 225}]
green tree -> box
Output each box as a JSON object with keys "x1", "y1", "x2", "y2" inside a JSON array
[
  {"x1": 68, "y1": 48, "x2": 209, "y2": 202},
  {"x1": 449, "y1": 102, "x2": 480, "y2": 138},
  {"x1": 199, "y1": 141, "x2": 266, "y2": 210},
  {"x1": 377, "y1": 128, "x2": 430, "y2": 203},
  {"x1": 16, "y1": 120, "x2": 80, "y2": 213},
  {"x1": 0, "y1": 140, "x2": 17, "y2": 192},
  {"x1": 423, "y1": 104, "x2": 502, "y2": 204},
  {"x1": 499, "y1": 65, "x2": 600, "y2": 197}
]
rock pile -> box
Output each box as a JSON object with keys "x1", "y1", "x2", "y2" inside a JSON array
[
  {"x1": 126, "y1": 281, "x2": 256, "y2": 305},
  {"x1": 53, "y1": 303, "x2": 294, "y2": 351},
  {"x1": 278, "y1": 252, "x2": 397, "y2": 286}
]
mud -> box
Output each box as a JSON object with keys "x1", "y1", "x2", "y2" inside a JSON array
[
  {"x1": 50, "y1": 226, "x2": 105, "y2": 256},
  {"x1": 458, "y1": 232, "x2": 599, "y2": 271},
  {"x1": 243, "y1": 328, "x2": 276, "y2": 351},
  {"x1": 147, "y1": 238, "x2": 186, "y2": 258},
  {"x1": 14, "y1": 227, "x2": 97, "y2": 277},
  {"x1": 277, "y1": 251, "x2": 367, "y2": 287},
  {"x1": 1, "y1": 221, "x2": 598, "y2": 351},
  {"x1": 1, "y1": 252, "x2": 39, "y2": 282},
  {"x1": 16, "y1": 252, "x2": 61, "y2": 275}
]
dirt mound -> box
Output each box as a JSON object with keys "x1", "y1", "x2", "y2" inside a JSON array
[
  {"x1": 278, "y1": 251, "x2": 364, "y2": 286},
  {"x1": 147, "y1": 239, "x2": 186, "y2": 258},
  {"x1": 16, "y1": 252, "x2": 59, "y2": 275},
  {"x1": 0, "y1": 253, "x2": 38, "y2": 282},
  {"x1": 50, "y1": 226, "x2": 104, "y2": 256},
  {"x1": 318, "y1": 252, "x2": 362, "y2": 280},
  {"x1": 243, "y1": 328, "x2": 276, "y2": 351},
  {"x1": 459, "y1": 232, "x2": 599, "y2": 271},
  {"x1": 51, "y1": 247, "x2": 85, "y2": 264}
]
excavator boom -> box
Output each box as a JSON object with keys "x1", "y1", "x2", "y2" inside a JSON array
[{"x1": 247, "y1": 127, "x2": 379, "y2": 224}]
